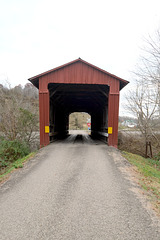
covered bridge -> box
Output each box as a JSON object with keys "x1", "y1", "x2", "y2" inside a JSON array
[{"x1": 29, "y1": 58, "x2": 128, "y2": 148}]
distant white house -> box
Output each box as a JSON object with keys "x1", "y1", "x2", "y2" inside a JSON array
[{"x1": 121, "y1": 120, "x2": 137, "y2": 128}]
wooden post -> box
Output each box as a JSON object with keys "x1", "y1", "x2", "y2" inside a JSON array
[
  {"x1": 145, "y1": 141, "x2": 153, "y2": 158},
  {"x1": 108, "y1": 91, "x2": 119, "y2": 148},
  {"x1": 149, "y1": 141, "x2": 153, "y2": 158},
  {"x1": 39, "y1": 90, "x2": 50, "y2": 147}
]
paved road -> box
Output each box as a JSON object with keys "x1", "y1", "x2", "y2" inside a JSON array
[{"x1": 0, "y1": 133, "x2": 160, "y2": 239}]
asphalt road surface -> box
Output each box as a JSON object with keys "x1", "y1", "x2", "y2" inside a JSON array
[{"x1": 0, "y1": 132, "x2": 160, "y2": 239}]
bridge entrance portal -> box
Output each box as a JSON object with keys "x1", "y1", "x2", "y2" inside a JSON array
[
  {"x1": 29, "y1": 58, "x2": 129, "y2": 148},
  {"x1": 48, "y1": 83, "x2": 108, "y2": 141}
]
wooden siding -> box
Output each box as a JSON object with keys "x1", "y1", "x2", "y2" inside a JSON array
[{"x1": 39, "y1": 62, "x2": 120, "y2": 93}]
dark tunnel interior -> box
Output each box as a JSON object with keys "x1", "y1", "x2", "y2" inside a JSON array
[{"x1": 48, "y1": 83, "x2": 109, "y2": 142}]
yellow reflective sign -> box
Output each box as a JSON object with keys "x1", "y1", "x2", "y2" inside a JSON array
[
  {"x1": 45, "y1": 126, "x2": 49, "y2": 133},
  {"x1": 108, "y1": 127, "x2": 112, "y2": 134}
]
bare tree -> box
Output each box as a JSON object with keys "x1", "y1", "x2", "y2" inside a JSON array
[
  {"x1": 134, "y1": 30, "x2": 160, "y2": 112},
  {"x1": 126, "y1": 81, "x2": 159, "y2": 144},
  {"x1": 125, "y1": 29, "x2": 160, "y2": 151},
  {"x1": 0, "y1": 83, "x2": 39, "y2": 149}
]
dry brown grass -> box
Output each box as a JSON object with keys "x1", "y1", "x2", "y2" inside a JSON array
[{"x1": 118, "y1": 131, "x2": 160, "y2": 158}]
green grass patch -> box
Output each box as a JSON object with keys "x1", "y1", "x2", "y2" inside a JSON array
[
  {"x1": 122, "y1": 151, "x2": 160, "y2": 213},
  {"x1": 0, "y1": 152, "x2": 36, "y2": 183}
]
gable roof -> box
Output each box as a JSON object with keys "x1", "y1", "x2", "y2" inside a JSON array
[{"x1": 28, "y1": 58, "x2": 129, "y2": 90}]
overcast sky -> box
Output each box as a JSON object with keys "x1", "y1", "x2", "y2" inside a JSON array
[{"x1": 0, "y1": 0, "x2": 160, "y2": 115}]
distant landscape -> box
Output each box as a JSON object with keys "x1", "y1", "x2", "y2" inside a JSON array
[{"x1": 69, "y1": 112, "x2": 90, "y2": 130}]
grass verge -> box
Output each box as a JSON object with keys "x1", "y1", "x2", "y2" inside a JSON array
[
  {"x1": 0, "y1": 152, "x2": 36, "y2": 183},
  {"x1": 122, "y1": 151, "x2": 160, "y2": 214}
]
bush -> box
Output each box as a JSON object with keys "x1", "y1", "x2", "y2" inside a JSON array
[
  {"x1": 0, "y1": 159, "x2": 8, "y2": 167},
  {"x1": 118, "y1": 131, "x2": 160, "y2": 158},
  {"x1": 154, "y1": 152, "x2": 160, "y2": 161},
  {"x1": 118, "y1": 131, "x2": 145, "y2": 156},
  {"x1": 0, "y1": 139, "x2": 30, "y2": 168}
]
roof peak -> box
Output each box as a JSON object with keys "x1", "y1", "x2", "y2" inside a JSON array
[{"x1": 28, "y1": 58, "x2": 129, "y2": 89}]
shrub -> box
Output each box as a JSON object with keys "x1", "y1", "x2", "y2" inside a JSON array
[
  {"x1": 0, "y1": 159, "x2": 8, "y2": 167},
  {"x1": 118, "y1": 131, "x2": 145, "y2": 156},
  {"x1": 0, "y1": 139, "x2": 30, "y2": 165},
  {"x1": 118, "y1": 131, "x2": 160, "y2": 158},
  {"x1": 154, "y1": 152, "x2": 160, "y2": 161}
]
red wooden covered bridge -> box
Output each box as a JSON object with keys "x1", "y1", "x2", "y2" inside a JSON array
[{"x1": 29, "y1": 58, "x2": 128, "y2": 148}]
